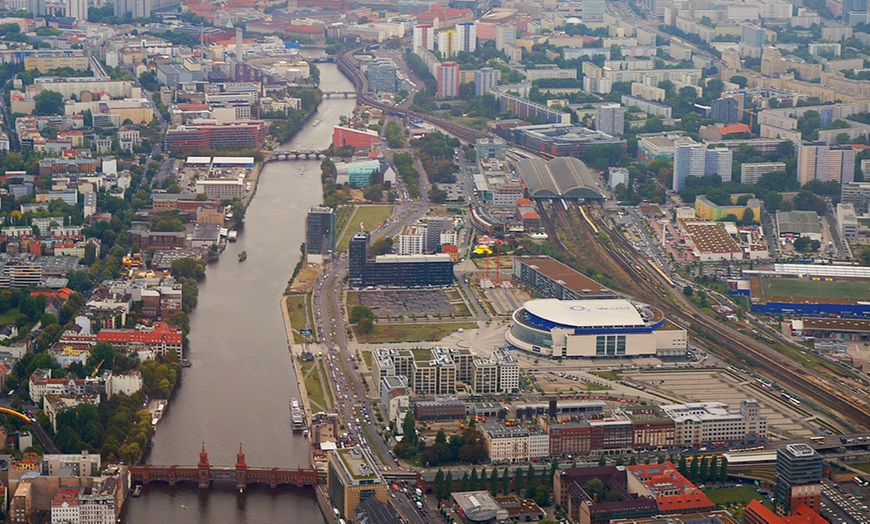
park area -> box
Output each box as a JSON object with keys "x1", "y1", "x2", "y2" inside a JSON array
[
  {"x1": 336, "y1": 205, "x2": 394, "y2": 250},
  {"x1": 703, "y1": 486, "x2": 772, "y2": 519},
  {"x1": 759, "y1": 277, "x2": 870, "y2": 302}
]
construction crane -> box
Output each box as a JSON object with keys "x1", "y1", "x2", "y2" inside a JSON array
[{"x1": 91, "y1": 359, "x2": 104, "y2": 378}]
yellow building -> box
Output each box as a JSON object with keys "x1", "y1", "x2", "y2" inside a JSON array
[
  {"x1": 695, "y1": 195, "x2": 762, "y2": 221},
  {"x1": 24, "y1": 55, "x2": 90, "y2": 72},
  {"x1": 327, "y1": 447, "x2": 389, "y2": 520}
]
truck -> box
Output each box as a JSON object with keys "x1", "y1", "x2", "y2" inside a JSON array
[
  {"x1": 415, "y1": 488, "x2": 422, "y2": 498},
  {"x1": 416, "y1": 501, "x2": 423, "y2": 510}
]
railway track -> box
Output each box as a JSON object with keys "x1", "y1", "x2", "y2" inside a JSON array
[
  {"x1": 336, "y1": 48, "x2": 489, "y2": 144},
  {"x1": 541, "y1": 201, "x2": 870, "y2": 431}
]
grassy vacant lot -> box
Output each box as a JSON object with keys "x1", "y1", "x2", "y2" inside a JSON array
[
  {"x1": 286, "y1": 295, "x2": 310, "y2": 343},
  {"x1": 852, "y1": 463, "x2": 870, "y2": 474},
  {"x1": 703, "y1": 486, "x2": 772, "y2": 519},
  {"x1": 0, "y1": 308, "x2": 20, "y2": 326},
  {"x1": 761, "y1": 277, "x2": 870, "y2": 301},
  {"x1": 590, "y1": 370, "x2": 619, "y2": 381},
  {"x1": 354, "y1": 322, "x2": 477, "y2": 344},
  {"x1": 336, "y1": 205, "x2": 394, "y2": 250}
]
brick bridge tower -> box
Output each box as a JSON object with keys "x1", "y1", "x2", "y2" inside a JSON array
[
  {"x1": 235, "y1": 443, "x2": 247, "y2": 491},
  {"x1": 197, "y1": 442, "x2": 211, "y2": 489}
]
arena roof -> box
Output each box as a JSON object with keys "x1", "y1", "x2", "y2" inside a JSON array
[
  {"x1": 516, "y1": 157, "x2": 603, "y2": 200},
  {"x1": 523, "y1": 298, "x2": 645, "y2": 328}
]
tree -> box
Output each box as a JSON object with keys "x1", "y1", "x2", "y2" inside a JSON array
[
  {"x1": 88, "y1": 342, "x2": 116, "y2": 370},
  {"x1": 502, "y1": 467, "x2": 511, "y2": 494},
  {"x1": 739, "y1": 207, "x2": 756, "y2": 225},
  {"x1": 683, "y1": 285, "x2": 694, "y2": 297},
  {"x1": 434, "y1": 469, "x2": 444, "y2": 499},
  {"x1": 34, "y1": 90, "x2": 64, "y2": 115},
  {"x1": 364, "y1": 184, "x2": 384, "y2": 202},
  {"x1": 708, "y1": 455, "x2": 718, "y2": 482},
  {"x1": 358, "y1": 317, "x2": 374, "y2": 334},
  {"x1": 719, "y1": 457, "x2": 728, "y2": 482},
  {"x1": 460, "y1": 472, "x2": 470, "y2": 492},
  {"x1": 514, "y1": 467, "x2": 524, "y2": 493},
  {"x1": 444, "y1": 471, "x2": 454, "y2": 498},
  {"x1": 794, "y1": 236, "x2": 820, "y2": 252},
  {"x1": 83, "y1": 243, "x2": 97, "y2": 266},
  {"x1": 170, "y1": 258, "x2": 206, "y2": 281},
  {"x1": 402, "y1": 412, "x2": 418, "y2": 447},
  {"x1": 349, "y1": 304, "x2": 375, "y2": 324},
  {"x1": 599, "y1": 453, "x2": 607, "y2": 466},
  {"x1": 469, "y1": 468, "x2": 479, "y2": 490},
  {"x1": 730, "y1": 75, "x2": 748, "y2": 88},
  {"x1": 490, "y1": 467, "x2": 499, "y2": 495},
  {"x1": 764, "y1": 191, "x2": 783, "y2": 212},
  {"x1": 861, "y1": 246, "x2": 870, "y2": 266},
  {"x1": 678, "y1": 456, "x2": 688, "y2": 476},
  {"x1": 369, "y1": 237, "x2": 393, "y2": 256},
  {"x1": 699, "y1": 456, "x2": 709, "y2": 483},
  {"x1": 689, "y1": 456, "x2": 699, "y2": 481},
  {"x1": 533, "y1": 484, "x2": 551, "y2": 507}
]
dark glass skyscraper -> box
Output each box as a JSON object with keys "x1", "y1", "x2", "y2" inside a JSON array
[{"x1": 774, "y1": 443, "x2": 823, "y2": 516}]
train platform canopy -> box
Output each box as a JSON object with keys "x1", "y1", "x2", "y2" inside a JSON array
[
  {"x1": 185, "y1": 156, "x2": 212, "y2": 165},
  {"x1": 516, "y1": 157, "x2": 603, "y2": 200}
]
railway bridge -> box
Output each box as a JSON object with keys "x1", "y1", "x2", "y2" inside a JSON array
[{"x1": 129, "y1": 445, "x2": 323, "y2": 491}]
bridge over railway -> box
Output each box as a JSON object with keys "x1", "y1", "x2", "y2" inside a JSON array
[{"x1": 130, "y1": 444, "x2": 323, "y2": 491}]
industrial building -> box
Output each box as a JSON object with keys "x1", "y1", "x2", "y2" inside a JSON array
[
  {"x1": 776, "y1": 211, "x2": 823, "y2": 242},
  {"x1": 506, "y1": 298, "x2": 687, "y2": 359},
  {"x1": 515, "y1": 157, "x2": 604, "y2": 200}
]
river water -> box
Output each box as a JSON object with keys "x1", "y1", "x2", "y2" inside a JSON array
[{"x1": 123, "y1": 62, "x2": 356, "y2": 523}]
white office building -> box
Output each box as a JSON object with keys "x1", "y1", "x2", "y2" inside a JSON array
[{"x1": 673, "y1": 141, "x2": 707, "y2": 191}]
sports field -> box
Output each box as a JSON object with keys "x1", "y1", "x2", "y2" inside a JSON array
[{"x1": 760, "y1": 277, "x2": 870, "y2": 301}]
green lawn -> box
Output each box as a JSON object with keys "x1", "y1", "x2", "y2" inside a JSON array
[
  {"x1": 354, "y1": 322, "x2": 477, "y2": 344},
  {"x1": 0, "y1": 308, "x2": 20, "y2": 326},
  {"x1": 301, "y1": 360, "x2": 328, "y2": 411},
  {"x1": 590, "y1": 370, "x2": 619, "y2": 381},
  {"x1": 361, "y1": 350, "x2": 373, "y2": 369},
  {"x1": 852, "y1": 463, "x2": 870, "y2": 474},
  {"x1": 703, "y1": 486, "x2": 772, "y2": 519},
  {"x1": 286, "y1": 295, "x2": 310, "y2": 343},
  {"x1": 761, "y1": 277, "x2": 870, "y2": 301},
  {"x1": 336, "y1": 205, "x2": 394, "y2": 250}
]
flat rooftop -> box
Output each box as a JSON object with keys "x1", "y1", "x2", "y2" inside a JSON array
[
  {"x1": 681, "y1": 221, "x2": 742, "y2": 254},
  {"x1": 776, "y1": 210, "x2": 821, "y2": 235},
  {"x1": 334, "y1": 447, "x2": 380, "y2": 482},
  {"x1": 514, "y1": 255, "x2": 611, "y2": 296}
]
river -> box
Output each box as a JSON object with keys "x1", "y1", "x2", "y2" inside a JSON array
[{"x1": 122, "y1": 61, "x2": 356, "y2": 523}]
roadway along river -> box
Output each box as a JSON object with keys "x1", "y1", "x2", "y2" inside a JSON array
[{"x1": 123, "y1": 61, "x2": 356, "y2": 523}]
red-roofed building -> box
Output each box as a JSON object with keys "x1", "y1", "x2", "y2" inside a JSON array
[
  {"x1": 744, "y1": 500, "x2": 829, "y2": 524},
  {"x1": 627, "y1": 462, "x2": 715, "y2": 515},
  {"x1": 516, "y1": 199, "x2": 541, "y2": 230},
  {"x1": 333, "y1": 126, "x2": 379, "y2": 150},
  {"x1": 722, "y1": 123, "x2": 751, "y2": 135},
  {"x1": 442, "y1": 244, "x2": 459, "y2": 262},
  {"x1": 416, "y1": 5, "x2": 474, "y2": 29},
  {"x1": 96, "y1": 322, "x2": 183, "y2": 359},
  {"x1": 31, "y1": 287, "x2": 73, "y2": 301},
  {"x1": 246, "y1": 21, "x2": 325, "y2": 42}
]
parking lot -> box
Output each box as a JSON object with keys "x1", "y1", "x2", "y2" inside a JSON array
[
  {"x1": 822, "y1": 479, "x2": 869, "y2": 524},
  {"x1": 352, "y1": 289, "x2": 456, "y2": 318},
  {"x1": 621, "y1": 370, "x2": 815, "y2": 439}
]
